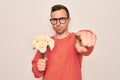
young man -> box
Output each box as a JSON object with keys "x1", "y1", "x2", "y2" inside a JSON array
[{"x1": 32, "y1": 4, "x2": 96, "y2": 80}]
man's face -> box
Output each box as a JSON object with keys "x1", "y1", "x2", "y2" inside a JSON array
[{"x1": 50, "y1": 9, "x2": 71, "y2": 34}]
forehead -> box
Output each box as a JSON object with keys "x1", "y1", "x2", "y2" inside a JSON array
[{"x1": 51, "y1": 9, "x2": 67, "y2": 18}]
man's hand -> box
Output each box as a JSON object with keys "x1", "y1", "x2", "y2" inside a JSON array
[
  {"x1": 75, "y1": 30, "x2": 96, "y2": 53},
  {"x1": 37, "y1": 58, "x2": 47, "y2": 72}
]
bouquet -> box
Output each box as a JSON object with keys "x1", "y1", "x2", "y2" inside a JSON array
[{"x1": 32, "y1": 34, "x2": 55, "y2": 59}]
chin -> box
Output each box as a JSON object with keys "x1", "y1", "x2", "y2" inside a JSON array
[{"x1": 56, "y1": 31, "x2": 64, "y2": 34}]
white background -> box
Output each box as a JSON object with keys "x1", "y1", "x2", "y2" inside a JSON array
[{"x1": 0, "y1": 0, "x2": 120, "y2": 80}]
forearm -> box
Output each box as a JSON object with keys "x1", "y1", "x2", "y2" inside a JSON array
[
  {"x1": 31, "y1": 50, "x2": 44, "y2": 78},
  {"x1": 32, "y1": 61, "x2": 44, "y2": 78}
]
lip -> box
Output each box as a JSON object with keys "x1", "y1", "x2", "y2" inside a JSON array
[
  {"x1": 56, "y1": 28, "x2": 62, "y2": 31},
  {"x1": 55, "y1": 27, "x2": 62, "y2": 30}
]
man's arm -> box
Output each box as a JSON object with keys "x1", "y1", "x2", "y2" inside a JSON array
[
  {"x1": 31, "y1": 50, "x2": 44, "y2": 78},
  {"x1": 75, "y1": 30, "x2": 96, "y2": 56}
]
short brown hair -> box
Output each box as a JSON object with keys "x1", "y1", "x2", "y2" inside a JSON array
[{"x1": 51, "y1": 4, "x2": 70, "y2": 18}]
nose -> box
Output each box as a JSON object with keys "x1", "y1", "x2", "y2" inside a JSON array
[{"x1": 56, "y1": 20, "x2": 60, "y2": 25}]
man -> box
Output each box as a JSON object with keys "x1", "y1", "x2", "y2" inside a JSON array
[{"x1": 32, "y1": 4, "x2": 96, "y2": 80}]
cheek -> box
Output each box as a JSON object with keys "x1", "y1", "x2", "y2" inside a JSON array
[
  {"x1": 52, "y1": 24, "x2": 57, "y2": 28},
  {"x1": 64, "y1": 23, "x2": 69, "y2": 28},
  {"x1": 52, "y1": 25, "x2": 56, "y2": 30}
]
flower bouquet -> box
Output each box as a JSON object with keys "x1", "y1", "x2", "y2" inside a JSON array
[{"x1": 32, "y1": 34, "x2": 55, "y2": 59}]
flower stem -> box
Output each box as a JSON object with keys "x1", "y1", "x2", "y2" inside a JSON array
[{"x1": 42, "y1": 53, "x2": 45, "y2": 59}]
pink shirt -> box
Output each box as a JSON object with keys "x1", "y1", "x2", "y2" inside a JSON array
[{"x1": 32, "y1": 33, "x2": 94, "y2": 80}]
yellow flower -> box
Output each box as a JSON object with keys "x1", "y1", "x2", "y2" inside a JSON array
[
  {"x1": 48, "y1": 38, "x2": 54, "y2": 50},
  {"x1": 36, "y1": 41, "x2": 47, "y2": 53},
  {"x1": 32, "y1": 34, "x2": 55, "y2": 53}
]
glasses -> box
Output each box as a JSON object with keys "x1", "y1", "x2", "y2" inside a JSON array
[{"x1": 50, "y1": 17, "x2": 68, "y2": 25}]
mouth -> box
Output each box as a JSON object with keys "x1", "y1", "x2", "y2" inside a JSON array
[
  {"x1": 55, "y1": 26, "x2": 62, "y2": 30},
  {"x1": 55, "y1": 28, "x2": 63, "y2": 33},
  {"x1": 56, "y1": 27, "x2": 62, "y2": 30}
]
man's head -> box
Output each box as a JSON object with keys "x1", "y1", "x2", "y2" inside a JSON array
[
  {"x1": 50, "y1": 4, "x2": 71, "y2": 34},
  {"x1": 51, "y1": 4, "x2": 70, "y2": 18}
]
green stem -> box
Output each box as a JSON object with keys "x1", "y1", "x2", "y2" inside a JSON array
[{"x1": 42, "y1": 53, "x2": 45, "y2": 59}]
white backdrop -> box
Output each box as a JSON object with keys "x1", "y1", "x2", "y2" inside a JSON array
[{"x1": 0, "y1": 0, "x2": 120, "y2": 80}]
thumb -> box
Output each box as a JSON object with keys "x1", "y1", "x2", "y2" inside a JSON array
[{"x1": 75, "y1": 41, "x2": 87, "y2": 53}]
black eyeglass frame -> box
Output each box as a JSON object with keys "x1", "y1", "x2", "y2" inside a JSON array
[{"x1": 50, "y1": 17, "x2": 69, "y2": 25}]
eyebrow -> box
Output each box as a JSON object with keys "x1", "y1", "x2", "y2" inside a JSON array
[{"x1": 51, "y1": 17, "x2": 68, "y2": 19}]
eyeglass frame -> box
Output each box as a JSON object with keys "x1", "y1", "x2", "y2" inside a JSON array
[{"x1": 50, "y1": 17, "x2": 69, "y2": 25}]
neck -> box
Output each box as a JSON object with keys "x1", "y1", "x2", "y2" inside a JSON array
[{"x1": 55, "y1": 31, "x2": 70, "y2": 39}]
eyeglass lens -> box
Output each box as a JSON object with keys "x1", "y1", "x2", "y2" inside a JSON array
[{"x1": 50, "y1": 17, "x2": 68, "y2": 25}]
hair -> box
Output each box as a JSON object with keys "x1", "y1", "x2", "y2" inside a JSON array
[{"x1": 51, "y1": 4, "x2": 70, "y2": 18}]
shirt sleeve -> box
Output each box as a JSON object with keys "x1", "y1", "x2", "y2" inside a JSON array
[
  {"x1": 80, "y1": 46, "x2": 94, "y2": 56},
  {"x1": 31, "y1": 50, "x2": 44, "y2": 78}
]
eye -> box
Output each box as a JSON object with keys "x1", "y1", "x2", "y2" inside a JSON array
[
  {"x1": 60, "y1": 18, "x2": 65, "y2": 21},
  {"x1": 50, "y1": 18, "x2": 58, "y2": 25}
]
